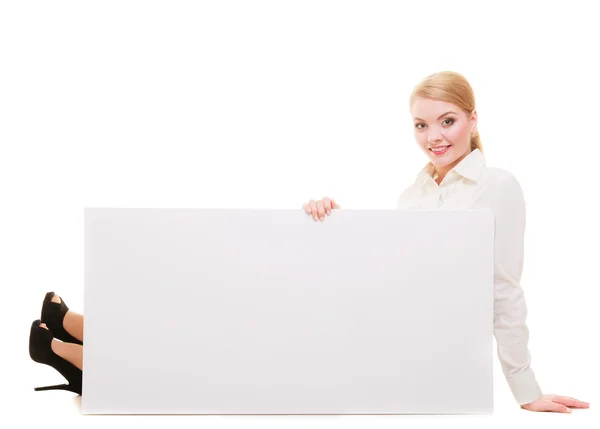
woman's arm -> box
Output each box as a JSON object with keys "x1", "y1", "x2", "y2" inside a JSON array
[{"x1": 490, "y1": 174, "x2": 543, "y2": 405}]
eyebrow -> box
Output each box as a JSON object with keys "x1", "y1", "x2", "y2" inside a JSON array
[{"x1": 413, "y1": 111, "x2": 457, "y2": 122}]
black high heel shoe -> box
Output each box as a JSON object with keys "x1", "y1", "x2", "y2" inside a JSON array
[
  {"x1": 41, "y1": 291, "x2": 83, "y2": 345},
  {"x1": 29, "y1": 319, "x2": 83, "y2": 395}
]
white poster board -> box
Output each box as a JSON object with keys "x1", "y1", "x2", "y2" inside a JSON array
[{"x1": 82, "y1": 208, "x2": 494, "y2": 414}]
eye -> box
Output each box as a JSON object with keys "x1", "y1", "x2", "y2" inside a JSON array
[
  {"x1": 442, "y1": 118, "x2": 455, "y2": 126},
  {"x1": 415, "y1": 123, "x2": 425, "y2": 129}
]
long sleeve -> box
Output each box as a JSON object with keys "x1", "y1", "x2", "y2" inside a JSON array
[{"x1": 491, "y1": 174, "x2": 543, "y2": 405}]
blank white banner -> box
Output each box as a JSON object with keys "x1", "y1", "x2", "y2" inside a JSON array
[{"x1": 82, "y1": 208, "x2": 494, "y2": 415}]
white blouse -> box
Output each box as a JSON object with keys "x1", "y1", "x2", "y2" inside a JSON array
[{"x1": 396, "y1": 148, "x2": 543, "y2": 406}]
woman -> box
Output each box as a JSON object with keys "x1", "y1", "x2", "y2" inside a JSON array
[{"x1": 302, "y1": 71, "x2": 590, "y2": 413}]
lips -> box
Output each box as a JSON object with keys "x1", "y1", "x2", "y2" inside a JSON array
[{"x1": 429, "y1": 144, "x2": 452, "y2": 155}]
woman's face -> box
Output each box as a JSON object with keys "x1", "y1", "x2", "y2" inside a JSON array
[{"x1": 410, "y1": 97, "x2": 477, "y2": 171}]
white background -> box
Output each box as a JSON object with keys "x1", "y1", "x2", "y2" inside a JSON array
[{"x1": 0, "y1": 0, "x2": 597, "y2": 427}]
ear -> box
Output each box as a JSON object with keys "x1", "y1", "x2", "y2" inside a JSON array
[{"x1": 470, "y1": 110, "x2": 478, "y2": 133}]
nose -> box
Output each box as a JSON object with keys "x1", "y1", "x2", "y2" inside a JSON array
[{"x1": 428, "y1": 133, "x2": 443, "y2": 144}]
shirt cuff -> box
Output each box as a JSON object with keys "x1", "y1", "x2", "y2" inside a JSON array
[{"x1": 506, "y1": 367, "x2": 543, "y2": 405}]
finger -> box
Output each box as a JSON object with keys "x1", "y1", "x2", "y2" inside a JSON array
[
  {"x1": 553, "y1": 396, "x2": 590, "y2": 408},
  {"x1": 309, "y1": 200, "x2": 318, "y2": 221},
  {"x1": 562, "y1": 395, "x2": 590, "y2": 405},
  {"x1": 331, "y1": 198, "x2": 340, "y2": 209},
  {"x1": 316, "y1": 200, "x2": 325, "y2": 221},
  {"x1": 544, "y1": 400, "x2": 572, "y2": 413},
  {"x1": 302, "y1": 203, "x2": 311, "y2": 214},
  {"x1": 322, "y1": 197, "x2": 332, "y2": 215}
]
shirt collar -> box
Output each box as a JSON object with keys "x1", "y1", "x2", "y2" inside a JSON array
[{"x1": 416, "y1": 148, "x2": 486, "y2": 184}]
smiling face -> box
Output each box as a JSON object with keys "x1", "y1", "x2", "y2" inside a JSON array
[{"x1": 411, "y1": 97, "x2": 477, "y2": 178}]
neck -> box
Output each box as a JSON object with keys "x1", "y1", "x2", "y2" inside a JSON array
[
  {"x1": 434, "y1": 172, "x2": 445, "y2": 186},
  {"x1": 434, "y1": 148, "x2": 473, "y2": 184}
]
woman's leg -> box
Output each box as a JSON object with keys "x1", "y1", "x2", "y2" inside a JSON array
[
  {"x1": 51, "y1": 294, "x2": 84, "y2": 343},
  {"x1": 39, "y1": 323, "x2": 83, "y2": 371}
]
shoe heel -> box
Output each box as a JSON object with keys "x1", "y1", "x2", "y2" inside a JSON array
[{"x1": 34, "y1": 383, "x2": 70, "y2": 392}]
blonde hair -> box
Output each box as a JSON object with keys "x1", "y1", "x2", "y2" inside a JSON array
[{"x1": 409, "y1": 71, "x2": 482, "y2": 153}]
